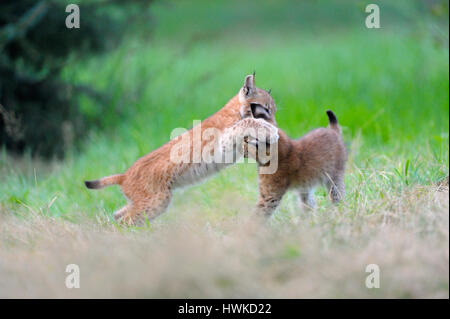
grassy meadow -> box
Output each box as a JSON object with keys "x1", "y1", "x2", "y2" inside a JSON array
[{"x1": 0, "y1": 0, "x2": 448, "y2": 298}]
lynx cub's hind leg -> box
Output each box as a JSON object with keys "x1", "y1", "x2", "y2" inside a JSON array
[
  {"x1": 297, "y1": 189, "x2": 316, "y2": 211},
  {"x1": 142, "y1": 191, "x2": 172, "y2": 221},
  {"x1": 114, "y1": 204, "x2": 141, "y2": 225},
  {"x1": 326, "y1": 176, "x2": 345, "y2": 203},
  {"x1": 114, "y1": 191, "x2": 172, "y2": 225},
  {"x1": 113, "y1": 205, "x2": 131, "y2": 220}
]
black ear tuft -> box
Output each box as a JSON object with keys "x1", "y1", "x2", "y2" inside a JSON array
[{"x1": 267, "y1": 88, "x2": 271, "y2": 95}]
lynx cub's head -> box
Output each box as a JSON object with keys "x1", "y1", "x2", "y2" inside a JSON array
[{"x1": 239, "y1": 74, "x2": 277, "y2": 125}]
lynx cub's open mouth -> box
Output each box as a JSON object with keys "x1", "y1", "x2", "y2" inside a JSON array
[
  {"x1": 247, "y1": 103, "x2": 274, "y2": 147},
  {"x1": 251, "y1": 103, "x2": 270, "y2": 120}
]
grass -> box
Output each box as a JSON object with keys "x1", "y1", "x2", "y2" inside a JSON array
[{"x1": 0, "y1": 0, "x2": 448, "y2": 298}]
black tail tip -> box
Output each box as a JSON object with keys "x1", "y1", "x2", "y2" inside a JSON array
[
  {"x1": 326, "y1": 110, "x2": 338, "y2": 124},
  {"x1": 84, "y1": 180, "x2": 100, "y2": 189}
]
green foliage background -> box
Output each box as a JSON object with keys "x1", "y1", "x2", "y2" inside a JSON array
[{"x1": 0, "y1": 0, "x2": 153, "y2": 157}]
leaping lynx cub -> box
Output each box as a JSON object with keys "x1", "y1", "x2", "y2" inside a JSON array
[{"x1": 84, "y1": 74, "x2": 278, "y2": 224}]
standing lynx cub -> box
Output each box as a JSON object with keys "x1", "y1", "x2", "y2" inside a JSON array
[
  {"x1": 246, "y1": 109, "x2": 347, "y2": 217},
  {"x1": 85, "y1": 74, "x2": 278, "y2": 224}
]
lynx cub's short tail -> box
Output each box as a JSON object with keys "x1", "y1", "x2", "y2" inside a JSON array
[
  {"x1": 326, "y1": 110, "x2": 341, "y2": 133},
  {"x1": 84, "y1": 174, "x2": 124, "y2": 189}
]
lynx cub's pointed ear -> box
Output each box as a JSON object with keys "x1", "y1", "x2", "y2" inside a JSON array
[
  {"x1": 242, "y1": 74, "x2": 256, "y2": 97},
  {"x1": 239, "y1": 73, "x2": 258, "y2": 117}
]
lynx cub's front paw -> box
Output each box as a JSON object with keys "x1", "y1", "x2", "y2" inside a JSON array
[
  {"x1": 240, "y1": 118, "x2": 279, "y2": 145},
  {"x1": 255, "y1": 118, "x2": 279, "y2": 145}
]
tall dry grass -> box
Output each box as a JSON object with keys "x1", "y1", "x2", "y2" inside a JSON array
[{"x1": 1, "y1": 184, "x2": 447, "y2": 298}]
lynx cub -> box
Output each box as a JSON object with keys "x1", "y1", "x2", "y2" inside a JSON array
[
  {"x1": 246, "y1": 109, "x2": 347, "y2": 217},
  {"x1": 85, "y1": 74, "x2": 278, "y2": 224}
]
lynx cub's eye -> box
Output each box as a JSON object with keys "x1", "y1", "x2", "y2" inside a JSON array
[{"x1": 251, "y1": 103, "x2": 270, "y2": 119}]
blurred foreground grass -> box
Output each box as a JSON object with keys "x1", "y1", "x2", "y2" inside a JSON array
[{"x1": 0, "y1": 0, "x2": 448, "y2": 298}]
